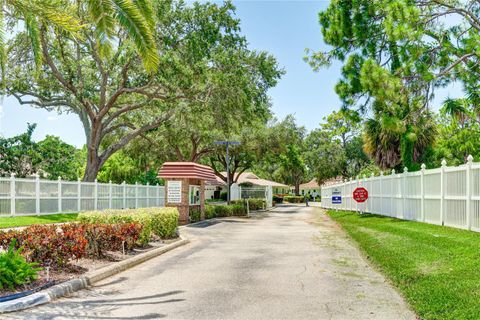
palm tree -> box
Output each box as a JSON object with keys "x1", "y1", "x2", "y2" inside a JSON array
[
  {"x1": 442, "y1": 98, "x2": 468, "y2": 127},
  {"x1": 0, "y1": 0, "x2": 158, "y2": 82},
  {"x1": 363, "y1": 107, "x2": 436, "y2": 170}
]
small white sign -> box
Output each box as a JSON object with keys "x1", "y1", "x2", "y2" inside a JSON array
[{"x1": 167, "y1": 181, "x2": 182, "y2": 203}]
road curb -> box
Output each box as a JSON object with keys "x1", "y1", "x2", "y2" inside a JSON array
[{"x1": 0, "y1": 237, "x2": 189, "y2": 314}]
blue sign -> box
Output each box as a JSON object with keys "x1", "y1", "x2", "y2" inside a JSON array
[{"x1": 332, "y1": 196, "x2": 342, "y2": 204}]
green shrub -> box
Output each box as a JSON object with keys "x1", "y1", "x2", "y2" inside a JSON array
[
  {"x1": 284, "y1": 196, "x2": 305, "y2": 203},
  {"x1": 273, "y1": 195, "x2": 284, "y2": 204},
  {"x1": 231, "y1": 198, "x2": 266, "y2": 210},
  {"x1": 78, "y1": 207, "x2": 179, "y2": 242},
  {"x1": 205, "y1": 205, "x2": 216, "y2": 219},
  {"x1": 189, "y1": 209, "x2": 201, "y2": 223},
  {"x1": 214, "y1": 205, "x2": 233, "y2": 217},
  {"x1": 220, "y1": 192, "x2": 228, "y2": 201},
  {"x1": 231, "y1": 204, "x2": 247, "y2": 216},
  {"x1": 0, "y1": 240, "x2": 41, "y2": 290}
]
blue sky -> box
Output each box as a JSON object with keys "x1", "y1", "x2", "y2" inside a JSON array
[{"x1": 0, "y1": 0, "x2": 463, "y2": 147}]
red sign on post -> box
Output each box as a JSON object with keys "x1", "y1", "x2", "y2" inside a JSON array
[{"x1": 353, "y1": 187, "x2": 368, "y2": 203}]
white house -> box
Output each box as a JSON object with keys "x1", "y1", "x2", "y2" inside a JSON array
[{"x1": 205, "y1": 172, "x2": 289, "y2": 199}]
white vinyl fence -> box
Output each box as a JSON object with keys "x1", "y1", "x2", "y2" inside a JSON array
[
  {"x1": 321, "y1": 156, "x2": 480, "y2": 232},
  {"x1": 0, "y1": 174, "x2": 165, "y2": 216}
]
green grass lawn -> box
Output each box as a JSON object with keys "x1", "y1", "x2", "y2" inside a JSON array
[
  {"x1": 0, "y1": 213, "x2": 78, "y2": 229},
  {"x1": 327, "y1": 210, "x2": 480, "y2": 320}
]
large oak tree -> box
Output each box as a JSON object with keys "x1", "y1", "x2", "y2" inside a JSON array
[{"x1": 7, "y1": 1, "x2": 257, "y2": 181}]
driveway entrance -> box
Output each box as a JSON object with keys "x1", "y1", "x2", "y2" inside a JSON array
[{"x1": 10, "y1": 205, "x2": 415, "y2": 320}]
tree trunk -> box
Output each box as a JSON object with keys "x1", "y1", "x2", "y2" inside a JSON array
[
  {"x1": 295, "y1": 184, "x2": 300, "y2": 196},
  {"x1": 84, "y1": 148, "x2": 101, "y2": 181},
  {"x1": 83, "y1": 120, "x2": 102, "y2": 181}
]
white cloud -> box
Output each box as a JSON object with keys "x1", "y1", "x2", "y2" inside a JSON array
[{"x1": 47, "y1": 115, "x2": 59, "y2": 121}]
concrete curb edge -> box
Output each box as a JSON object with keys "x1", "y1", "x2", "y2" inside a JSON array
[{"x1": 0, "y1": 237, "x2": 189, "y2": 314}]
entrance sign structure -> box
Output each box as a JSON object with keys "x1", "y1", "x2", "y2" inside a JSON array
[{"x1": 158, "y1": 162, "x2": 217, "y2": 224}]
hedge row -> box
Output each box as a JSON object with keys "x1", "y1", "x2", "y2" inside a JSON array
[
  {"x1": 78, "y1": 207, "x2": 179, "y2": 244},
  {"x1": 283, "y1": 196, "x2": 305, "y2": 203},
  {"x1": 203, "y1": 203, "x2": 248, "y2": 219},
  {"x1": 230, "y1": 198, "x2": 266, "y2": 210}
]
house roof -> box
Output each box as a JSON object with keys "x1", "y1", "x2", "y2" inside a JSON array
[
  {"x1": 157, "y1": 162, "x2": 217, "y2": 181},
  {"x1": 299, "y1": 179, "x2": 320, "y2": 189},
  {"x1": 210, "y1": 172, "x2": 289, "y2": 188},
  {"x1": 321, "y1": 176, "x2": 344, "y2": 187}
]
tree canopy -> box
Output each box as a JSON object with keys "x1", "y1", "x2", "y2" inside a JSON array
[{"x1": 6, "y1": 1, "x2": 281, "y2": 181}]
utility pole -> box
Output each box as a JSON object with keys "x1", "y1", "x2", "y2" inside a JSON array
[{"x1": 214, "y1": 140, "x2": 240, "y2": 204}]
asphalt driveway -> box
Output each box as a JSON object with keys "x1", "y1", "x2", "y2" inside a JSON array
[{"x1": 8, "y1": 205, "x2": 415, "y2": 320}]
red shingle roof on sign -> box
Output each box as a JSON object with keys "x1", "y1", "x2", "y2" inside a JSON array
[{"x1": 157, "y1": 162, "x2": 217, "y2": 181}]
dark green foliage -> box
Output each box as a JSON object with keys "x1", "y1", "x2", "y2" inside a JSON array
[
  {"x1": 230, "y1": 198, "x2": 266, "y2": 210},
  {"x1": 273, "y1": 195, "x2": 283, "y2": 204},
  {"x1": 0, "y1": 124, "x2": 83, "y2": 179},
  {"x1": 0, "y1": 240, "x2": 41, "y2": 290},
  {"x1": 189, "y1": 209, "x2": 201, "y2": 223},
  {"x1": 205, "y1": 205, "x2": 216, "y2": 219},
  {"x1": 283, "y1": 196, "x2": 304, "y2": 203},
  {"x1": 220, "y1": 192, "x2": 228, "y2": 201},
  {"x1": 231, "y1": 204, "x2": 247, "y2": 216},
  {"x1": 214, "y1": 205, "x2": 233, "y2": 217}
]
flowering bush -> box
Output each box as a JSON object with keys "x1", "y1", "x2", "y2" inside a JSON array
[{"x1": 0, "y1": 222, "x2": 143, "y2": 268}]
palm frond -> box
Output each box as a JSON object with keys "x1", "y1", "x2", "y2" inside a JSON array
[
  {"x1": 24, "y1": 11, "x2": 42, "y2": 75},
  {"x1": 112, "y1": 0, "x2": 159, "y2": 72}
]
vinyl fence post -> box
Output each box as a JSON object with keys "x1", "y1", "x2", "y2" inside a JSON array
[
  {"x1": 391, "y1": 169, "x2": 395, "y2": 217},
  {"x1": 466, "y1": 155, "x2": 473, "y2": 230},
  {"x1": 420, "y1": 163, "x2": 426, "y2": 222},
  {"x1": 440, "y1": 159, "x2": 447, "y2": 226},
  {"x1": 94, "y1": 179, "x2": 98, "y2": 211},
  {"x1": 146, "y1": 182, "x2": 150, "y2": 207},
  {"x1": 58, "y1": 176, "x2": 62, "y2": 213},
  {"x1": 355, "y1": 176, "x2": 359, "y2": 213},
  {"x1": 371, "y1": 173, "x2": 375, "y2": 213},
  {"x1": 77, "y1": 178, "x2": 81, "y2": 212},
  {"x1": 10, "y1": 173, "x2": 15, "y2": 216},
  {"x1": 363, "y1": 175, "x2": 367, "y2": 213},
  {"x1": 135, "y1": 182, "x2": 139, "y2": 209},
  {"x1": 122, "y1": 181, "x2": 126, "y2": 209},
  {"x1": 402, "y1": 167, "x2": 408, "y2": 220},
  {"x1": 109, "y1": 180, "x2": 113, "y2": 209},
  {"x1": 156, "y1": 183, "x2": 160, "y2": 207},
  {"x1": 380, "y1": 171, "x2": 383, "y2": 215},
  {"x1": 35, "y1": 173, "x2": 40, "y2": 215}
]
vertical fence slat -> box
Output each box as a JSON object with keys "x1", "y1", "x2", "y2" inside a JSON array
[
  {"x1": 10, "y1": 173, "x2": 15, "y2": 216},
  {"x1": 466, "y1": 155, "x2": 473, "y2": 230},
  {"x1": 58, "y1": 176, "x2": 62, "y2": 213},
  {"x1": 35, "y1": 173, "x2": 40, "y2": 215},
  {"x1": 440, "y1": 159, "x2": 446, "y2": 226},
  {"x1": 135, "y1": 182, "x2": 138, "y2": 209},
  {"x1": 421, "y1": 164, "x2": 425, "y2": 222}
]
